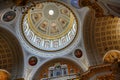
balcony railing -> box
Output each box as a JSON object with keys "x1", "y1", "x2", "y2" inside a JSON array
[{"x1": 41, "y1": 73, "x2": 78, "y2": 80}]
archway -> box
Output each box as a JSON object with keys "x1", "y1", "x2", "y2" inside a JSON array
[
  {"x1": 32, "y1": 58, "x2": 83, "y2": 80},
  {"x1": 0, "y1": 27, "x2": 24, "y2": 79}
]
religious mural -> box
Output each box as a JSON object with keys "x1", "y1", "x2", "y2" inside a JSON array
[
  {"x1": 2, "y1": 11, "x2": 16, "y2": 22},
  {"x1": 33, "y1": 59, "x2": 83, "y2": 80}
]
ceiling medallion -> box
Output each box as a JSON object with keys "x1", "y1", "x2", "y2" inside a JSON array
[
  {"x1": 74, "y1": 49, "x2": 83, "y2": 58},
  {"x1": 22, "y1": 1, "x2": 78, "y2": 52},
  {"x1": 28, "y1": 56, "x2": 38, "y2": 66},
  {"x1": 2, "y1": 11, "x2": 16, "y2": 22}
]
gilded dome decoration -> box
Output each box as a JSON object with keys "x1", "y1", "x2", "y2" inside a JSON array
[{"x1": 22, "y1": 1, "x2": 78, "y2": 51}]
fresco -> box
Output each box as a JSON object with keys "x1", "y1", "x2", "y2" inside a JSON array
[
  {"x1": 74, "y1": 49, "x2": 83, "y2": 58},
  {"x1": 2, "y1": 11, "x2": 16, "y2": 22},
  {"x1": 28, "y1": 56, "x2": 38, "y2": 66}
]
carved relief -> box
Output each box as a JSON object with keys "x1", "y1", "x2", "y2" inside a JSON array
[
  {"x1": 31, "y1": 13, "x2": 42, "y2": 24},
  {"x1": 50, "y1": 22, "x2": 59, "y2": 35},
  {"x1": 39, "y1": 20, "x2": 48, "y2": 33},
  {"x1": 36, "y1": 3, "x2": 43, "y2": 9},
  {"x1": 53, "y1": 40, "x2": 59, "y2": 48},
  {"x1": 61, "y1": 8, "x2": 70, "y2": 17},
  {"x1": 44, "y1": 40, "x2": 50, "y2": 48}
]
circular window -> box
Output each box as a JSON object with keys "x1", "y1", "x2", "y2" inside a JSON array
[
  {"x1": 22, "y1": 1, "x2": 78, "y2": 51},
  {"x1": 2, "y1": 11, "x2": 16, "y2": 22}
]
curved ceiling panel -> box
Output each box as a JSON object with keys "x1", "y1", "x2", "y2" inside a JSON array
[
  {"x1": 33, "y1": 58, "x2": 83, "y2": 80},
  {"x1": 0, "y1": 27, "x2": 24, "y2": 79},
  {"x1": 107, "y1": 4, "x2": 120, "y2": 15},
  {"x1": 84, "y1": 15, "x2": 120, "y2": 63}
]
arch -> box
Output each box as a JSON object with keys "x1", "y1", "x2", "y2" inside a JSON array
[
  {"x1": 103, "y1": 50, "x2": 120, "y2": 63},
  {"x1": 0, "y1": 27, "x2": 24, "y2": 79},
  {"x1": 0, "y1": 69, "x2": 11, "y2": 80},
  {"x1": 32, "y1": 58, "x2": 83, "y2": 80}
]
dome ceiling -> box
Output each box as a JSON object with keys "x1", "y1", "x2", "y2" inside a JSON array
[{"x1": 22, "y1": 1, "x2": 78, "y2": 51}]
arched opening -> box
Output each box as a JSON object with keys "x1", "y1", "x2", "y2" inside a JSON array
[
  {"x1": 0, "y1": 27, "x2": 24, "y2": 79},
  {"x1": 33, "y1": 58, "x2": 83, "y2": 80}
]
